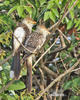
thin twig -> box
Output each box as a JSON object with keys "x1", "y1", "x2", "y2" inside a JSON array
[
  {"x1": 36, "y1": 59, "x2": 80, "y2": 100},
  {"x1": 41, "y1": 65, "x2": 58, "y2": 78},
  {"x1": 54, "y1": 81, "x2": 60, "y2": 100},
  {"x1": 59, "y1": 32, "x2": 66, "y2": 48},
  {"x1": 60, "y1": 55, "x2": 67, "y2": 70},
  {"x1": 57, "y1": 28, "x2": 71, "y2": 44},
  {"x1": 33, "y1": 37, "x2": 59, "y2": 68},
  {"x1": 62, "y1": 0, "x2": 78, "y2": 21},
  {"x1": 13, "y1": 34, "x2": 36, "y2": 54},
  {"x1": 72, "y1": 67, "x2": 80, "y2": 72}
]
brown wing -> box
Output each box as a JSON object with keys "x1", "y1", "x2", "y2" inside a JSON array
[
  {"x1": 24, "y1": 31, "x2": 45, "y2": 53},
  {"x1": 22, "y1": 24, "x2": 30, "y2": 40}
]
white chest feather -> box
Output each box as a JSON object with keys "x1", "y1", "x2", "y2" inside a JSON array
[{"x1": 13, "y1": 27, "x2": 26, "y2": 52}]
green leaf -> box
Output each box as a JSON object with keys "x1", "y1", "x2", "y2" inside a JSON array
[
  {"x1": 72, "y1": 78, "x2": 80, "y2": 87},
  {"x1": 55, "y1": 0, "x2": 61, "y2": 9},
  {"x1": 47, "y1": 0, "x2": 54, "y2": 9},
  {"x1": 0, "y1": 93, "x2": 8, "y2": 100},
  {"x1": 39, "y1": 0, "x2": 46, "y2": 6},
  {"x1": 70, "y1": 10, "x2": 74, "y2": 19},
  {"x1": 7, "y1": 80, "x2": 25, "y2": 90},
  {"x1": 68, "y1": 45, "x2": 74, "y2": 51},
  {"x1": 8, "y1": 6, "x2": 18, "y2": 15},
  {"x1": 65, "y1": 17, "x2": 69, "y2": 23},
  {"x1": 75, "y1": 19, "x2": 80, "y2": 30},
  {"x1": 67, "y1": 20, "x2": 73, "y2": 30},
  {"x1": 70, "y1": 96, "x2": 80, "y2": 100},
  {"x1": 78, "y1": 2, "x2": 80, "y2": 8},
  {"x1": 35, "y1": 0, "x2": 40, "y2": 7},
  {"x1": 24, "y1": 6, "x2": 32, "y2": 15},
  {"x1": 49, "y1": 11, "x2": 56, "y2": 22},
  {"x1": 63, "y1": 81, "x2": 72, "y2": 90},
  {"x1": 23, "y1": 95, "x2": 34, "y2": 100},
  {"x1": 62, "y1": 0, "x2": 67, "y2": 8},
  {"x1": 17, "y1": 5, "x2": 24, "y2": 17},
  {"x1": 37, "y1": 8, "x2": 47, "y2": 22},
  {"x1": 6, "y1": 95, "x2": 15, "y2": 100},
  {"x1": 51, "y1": 8, "x2": 59, "y2": 17},
  {"x1": 32, "y1": 7, "x2": 37, "y2": 19},
  {"x1": 44, "y1": 43, "x2": 49, "y2": 50},
  {"x1": 26, "y1": 0, "x2": 35, "y2": 8},
  {"x1": 64, "y1": 57, "x2": 72, "y2": 64},
  {"x1": 44, "y1": 11, "x2": 50, "y2": 21},
  {"x1": 3, "y1": 1, "x2": 10, "y2": 6},
  {"x1": 77, "y1": 25, "x2": 80, "y2": 31},
  {"x1": 0, "y1": 93, "x2": 16, "y2": 100},
  {"x1": 63, "y1": 77, "x2": 80, "y2": 91}
]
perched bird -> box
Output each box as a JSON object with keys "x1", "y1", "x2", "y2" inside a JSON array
[
  {"x1": 24, "y1": 25, "x2": 51, "y2": 92},
  {"x1": 10, "y1": 17, "x2": 36, "y2": 79}
]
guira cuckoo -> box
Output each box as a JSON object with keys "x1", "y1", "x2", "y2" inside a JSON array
[
  {"x1": 24, "y1": 25, "x2": 51, "y2": 92},
  {"x1": 10, "y1": 17, "x2": 36, "y2": 79}
]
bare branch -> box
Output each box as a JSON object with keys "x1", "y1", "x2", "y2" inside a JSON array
[
  {"x1": 36, "y1": 59, "x2": 80, "y2": 100},
  {"x1": 59, "y1": 33, "x2": 66, "y2": 48},
  {"x1": 57, "y1": 28, "x2": 71, "y2": 44},
  {"x1": 41, "y1": 65, "x2": 58, "y2": 78}
]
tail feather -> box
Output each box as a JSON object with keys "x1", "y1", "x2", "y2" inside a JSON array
[
  {"x1": 26, "y1": 56, "x2": 32, "y2": 92},
  {"x1": 10, "y1": 52, "x2": 21, "y2": 79}
]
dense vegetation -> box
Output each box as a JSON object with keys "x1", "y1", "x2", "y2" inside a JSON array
[{"x1": 0, "y1": 0, "x2": 80, "y2": 100}]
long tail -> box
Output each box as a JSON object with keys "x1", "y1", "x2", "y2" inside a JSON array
[
  {"x1": 26, "y1": 56, "x2": 32, "y2": 92},
  {"x1": 10, "y1": 52, "x2": 21, "y2": 79}
]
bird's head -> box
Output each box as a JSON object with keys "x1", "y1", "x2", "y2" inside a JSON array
[
  {"x1": 22, "y1": 17, "x2": 36, "y2": 31},
  {"x1": 36, "y1": 25, "x2": 50, "y2": 37}
]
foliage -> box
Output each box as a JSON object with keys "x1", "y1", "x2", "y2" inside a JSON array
[
  {"x1": 63, "y1": 77, "x2": 80, "y2": 100},
  {"x1": 0, "y1": 0, "x2": 80, "y2": 100},
  {"x1": 63, "y1": 77, "x2": 80, "y2": 92}
]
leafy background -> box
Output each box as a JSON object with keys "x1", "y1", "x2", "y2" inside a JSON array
[{"x1": 0, "y1": 0, "x2": 80, "y2": 100}]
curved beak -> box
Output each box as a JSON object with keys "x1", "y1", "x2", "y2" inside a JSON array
[{"x1": 32, "y1": 21, "x2": 37, "y2": 24}]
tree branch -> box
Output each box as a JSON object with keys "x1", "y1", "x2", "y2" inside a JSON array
[{"x1": 36, "y1": 59, "x2": 80, "y2": 100}]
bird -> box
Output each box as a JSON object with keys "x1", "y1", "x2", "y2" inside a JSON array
[
  {"x1": 24, "y1": 25, "x2": 51, "y2": 92},
  {"x1": 10, "y1": 17, "x2": 36, "y2": 79}
]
